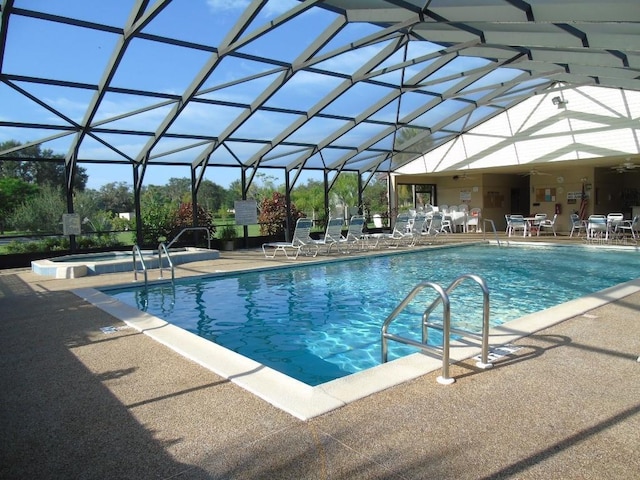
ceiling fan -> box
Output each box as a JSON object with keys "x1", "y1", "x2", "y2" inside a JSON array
[
  {"x1": 520, "y1": 168, "x2": 552, "y2": 176},
  {"x1": 452, "y1": 173, "x2": 477, "y2": 180},
  {"x1": 610, "y1": 161, "x2": 640, "y2": 173}
]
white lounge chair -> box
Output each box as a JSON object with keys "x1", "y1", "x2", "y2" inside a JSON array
[
  {"x1": 262, "y1": 217, "x2": 319, "y2": 259},
  {"x1": 312, "y1": 217, "x2": 344, "y2": 253},
  {"x1": 383, "y1": 213, "x2": 415, "y2": 247},
  {"x1": 420, "y1": 212, "x2": 444, "y2": 243},
  {"x1": 333, "y1": 215, "x2": 366, "y2": 252},
  {"x1": 607, "y1": 212, "x2": 624, "y2": 232}
]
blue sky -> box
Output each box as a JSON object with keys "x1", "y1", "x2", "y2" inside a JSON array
[
  {"x1": 1, "y1": 0, "x2": 313, "y2": 189},
  {"x1": 1, "y1": 0, "x2": 531, "y2": 190}
]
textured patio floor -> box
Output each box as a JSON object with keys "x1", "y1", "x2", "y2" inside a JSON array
[{"x1": 1, "y1": 237, "x2": 639, "y2": 479}]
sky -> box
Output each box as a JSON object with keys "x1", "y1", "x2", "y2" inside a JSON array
[
  {"x1": 0, "y1": 0, "x2": 538, "y2": 191},
  {"x1": 1, "y1": 0, "x2": 312, "y2": 189}
]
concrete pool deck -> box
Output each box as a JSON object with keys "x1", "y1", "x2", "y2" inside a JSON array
[{"x1": 1, "y1": 235, "x2": 639, "y2": 479}]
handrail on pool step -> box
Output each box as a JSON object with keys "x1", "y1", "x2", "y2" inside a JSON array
[
  {"x1": 132, "y1": 245, "x2": 147, "y2": 288},
  {"x1": 381, "y1": 274, "x2": 493, "y2": 385},
  {"x1": 166, "y1": 227, "x2": 212, "y2": 250},
  {"x1": 158, "y1": 242, "x2": 175, "y2": 283}
]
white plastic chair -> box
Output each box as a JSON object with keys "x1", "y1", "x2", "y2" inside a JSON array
[
  {"x1": 569, "y1": 214, "x2": 586, "y2": 237},
  {"x1": 507, "y1": 214, "x2": 526, "y2": 237},
  {"x1": 529, "y1": 213, "x2": 547, "y2": 236},
  {"x1": 587, "y1": 215, "x2": 608, "y2": 242},
  {"x1": 538, "y1": 214, "x2": 557, "y2": 236},
  {"x1": 607, "y1": 213, "x2": 624, "y2": 232},
  {"x1": 467, "y1": 208, "x2": 481, "y2": 232},
  {"x1": 615, "y1": 215, "x2": 639, "y2": 244}
]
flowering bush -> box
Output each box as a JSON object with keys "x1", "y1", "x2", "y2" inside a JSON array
[
  {"x1": 258, "y1": 192, "x2": 303, "y2": 236},
  {"x1": 138, "y1": 201, "x2": 215, "y2": 246}
]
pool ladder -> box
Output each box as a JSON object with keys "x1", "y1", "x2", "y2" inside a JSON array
[
  {"x1": 132, "y1": 244, "x2": 175, "y2": 287},
  {"x1": 157, "y1": 242, "x2": 175, "y2": 282},
  {"x1": 132, "y1": 245, "x2": 148, "y2": 287},
  {"x1": 482, "y1": 219, "x2": 502, "y2": 246},
  {"x1": 381, "y1": 274, "x2": 493, "y2": 384}
]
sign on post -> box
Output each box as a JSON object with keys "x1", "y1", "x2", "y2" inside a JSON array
[
  {"x1": 62, "y1": 213, "x2": 82, "y2": 236},
  {"x1": 234, "y1": 200, "x2": 258, "y2": 225}
]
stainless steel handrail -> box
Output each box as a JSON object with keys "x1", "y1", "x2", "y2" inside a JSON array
[
  {"x1": 158, "y1": 242, "x2": 175, "y2": 282},
  {"x1": 165, "y1": 227, "x2": 212, "y2": 250},
  {"x1": 381, "y1": 282, "x2": 453, "y2": 384},
  {"x1": 132, "y1": 244, "x2": 148, "y2": 287},
  {"x1": 423, "y1": 274, "x2": 493, "y2": 372},
  {"x1": 381, "y1": 274, "x2": 493, "y2": 385},
  {"x1": 482, "y1": 218, "x2": 501, "y2": 246}
]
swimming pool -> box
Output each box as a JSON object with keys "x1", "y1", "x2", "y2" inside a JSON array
[{"x1": 105, "y1": 243, "x2": 640, "y2": 386}]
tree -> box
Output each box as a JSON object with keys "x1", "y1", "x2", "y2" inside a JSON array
[
  {"x1": 393, "y1": 127, "x2": 433, "y2": 166},
  {"x1": 228, "y1": 172, "x2": 281, "y2": 208},
  {"x1": 0, "y1": 177, "x2": 39, "y2": 233},
  {"x1": 96, "y1": 182, "x2": 134, "y2": 214},
  {"x1": 197, "y1": 179, "x2": 228, "y2": 212},
  {"x1": 362, "y1": 175, "x2": 388, "y2": 217},
  {"x1": 165, "y1": 177, "x2": 192, "y2": 204},
  {"x1": 10, "y1": 184, "x2": 66, "y2": 233},
  {"x1": 291, "y1": 179, "x2": 325, "y2": 221},
  {"x1": 140, "y1": 184, "x2": 172, "y2": 206},
  {"x1": 138, "y1": 190, "x2": 174, "y2": 246},
  {"x1": 0, "y1": 140, "x2": 88, "y2": 191}
]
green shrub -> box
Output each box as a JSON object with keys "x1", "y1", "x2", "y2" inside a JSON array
[{"x1": 4, "y1": 234, "x2": 122, "y2": 254}]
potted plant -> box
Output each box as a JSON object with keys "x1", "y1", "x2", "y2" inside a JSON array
[{"x1": 217, "y1": 223, "x2": 238, "y2": 251}]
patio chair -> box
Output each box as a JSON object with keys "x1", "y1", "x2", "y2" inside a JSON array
[
  {"x1": 614, "y1": 215, "x2": 639, "y2": 244},
  {"x1": 607, "y1": 212, "x2": 624, "y2": 232},
  {"x1": 586, "y1": 215, "x2": 608, "y2": 242},
  {"x1": 569, "y1": 214, "x2": 587, "y2": 237},
  {"x1": 507, "y1": 214, "x2": 526, "y2": 237},
  {"x1": 466, "y1": 208, "x2": 482, "y2": 232},
  {"x1": 312, "y1": 217, "x2": 344, "y2": 253},
  {"x1": 529, "y1": 213, "x2": 547, "y2": 236},
  {"x1": 537, "y1": 214, "x2": 557, "y2": 236},
  {"x1": 262, "y1": 217, "x2": 319, "y2": 259}
]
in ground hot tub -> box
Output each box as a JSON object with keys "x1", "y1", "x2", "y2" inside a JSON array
[{"x1": 31, "y1": 248, "x2": 220, "y2": 278}]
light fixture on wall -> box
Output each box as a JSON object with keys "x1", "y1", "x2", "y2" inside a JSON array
[{"x1": 552, "y1": 96, "x2": 569, "y2": 109}]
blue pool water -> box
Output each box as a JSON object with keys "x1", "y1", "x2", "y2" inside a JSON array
[{"x1": 105, "y1": 244, "x2": 640, "y2": 386}]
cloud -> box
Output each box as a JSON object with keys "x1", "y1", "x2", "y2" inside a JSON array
[
  {"x1": 206, "y1": 0, "x2": 300, "y2": 18},
  {"x1": 206, "y1": 0, "x2": 251, "y2": 12}
]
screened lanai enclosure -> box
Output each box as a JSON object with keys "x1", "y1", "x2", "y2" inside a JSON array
[{"x1": 1, "y1": 0, "x2": 639, "y2": 246}]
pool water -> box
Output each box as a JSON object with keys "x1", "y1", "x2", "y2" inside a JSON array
[{"x1": 106, "y1": 244, "x2": 640, "y2": 385}]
